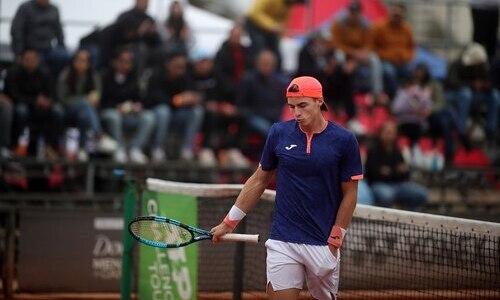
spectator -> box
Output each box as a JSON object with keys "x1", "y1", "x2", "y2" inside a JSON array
[
  {"x1": 372, "y1": 3, "x2": 416, "y2": 98},
  {"x1": 100, "y1": 48, "x2": 155, "y2": 164},
  {"x1": 296, "y1": 30, "x2": 332, "y2": 79},
  {"x1": 10, "y1": 0, "x2": 70, "y2": 76},
  {"x1": 160, "y1": 1, "x2": 191, "y2": 55},
  {"x1": 245, "y1": 0, "x2": 306, "y2": 68},
  {"x1": 192, "y1": 50, "x2": 250, "y2": 168},
  {"x1": 102, "y1": 0, "x2": 160, "y2": 72},
  {"x1": 470, "y1": 0, "x2": 499, "y2": 62},
  {"x1": 446, "y1": 43, "x2": 499, "y2": 146},
  {"x1": 146, "y1": 52, "x2": 203, "y2": 161},
  {"x1": 4, "y1": 49, "x2": 64, "y2": 159},
  {"x1": 57, "y1": 49, "x2": 117, "y2": 161},
  {"x1": 0, "y1": 93, "x2": 13, "y2": 158},
  {"x1": 365, "y1": 121, "x2": 428, "y2": 210},
  {"x1": 214, "y1": 22, "x2": 252, "y2": 104},
  {"x1": 391, "y1": 73, "x2": 432, "y2": 147},
  {"x1": 331, "y1": 0, "x2": 384, "y2": 98},
  {"x1": 237, "y1": 50, "x2": 288, "y2": 137}
]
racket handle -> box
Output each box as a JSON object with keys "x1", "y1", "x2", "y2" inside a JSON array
[{"x1": 220, "y1": 233, "x2": 259, "y2": 243}]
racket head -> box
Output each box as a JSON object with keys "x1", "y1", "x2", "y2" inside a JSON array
[{"x1": 129, "y1": 216, "x2": 208, "y2": 248}]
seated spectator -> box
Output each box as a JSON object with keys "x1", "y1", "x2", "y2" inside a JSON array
[
  {"x1": 214, "y1": 22, "x2": 252, "y2": 104},
  {"x1": 10, "y1": 0, "x2": 70, "y2": 76},
  {"x1": 372, "y1": 3, "x2": 415, "y2": 97},
  {"x1": 331, "y1": 0, "x2": 384, "y2": 98},
  {"x1": 192, "y1": 50, "x2": 250, "y2": 168},
  {"x1": 0, "y1": 93, "x2": 13, "y2": 159},
  {"x1": 296, "y1": 30, "x2": 332, "y2": 79},
  {"x1": 101, "y1": 48, "x2": 155, "y2": 164},
  {"x1": 4, "y1": 49, "x2": 64, "y2": 159},
  {"x1": 446, "y1": 43, "x2": 499, "y2": 147},
  {"x1": 365, "y1": 121, "x2": 428, "y2": 210},
  {"x1": 57, "y1": 49, "x2": 117, "y2": 161},
  {"x1": 391, "y1": 74, "x2": 432, "y2": 147},
  {"x1": 237, "y1": 50, "x2": 288, "y2": 137},
  {"x1": 146, "y1": 51, "x2": 203, "y2": 161}
]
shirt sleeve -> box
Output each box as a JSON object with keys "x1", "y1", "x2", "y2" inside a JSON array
[
  {"x1": 340, "y1": 133, "x2": 363, "y2": 182},
  {"x1": 259, "y1": 123, "x2": 278, "y2": 171}
]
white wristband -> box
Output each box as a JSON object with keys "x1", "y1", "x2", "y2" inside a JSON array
[{"x1": 227, "y1": 205, "x2": 246, "y2": 221}]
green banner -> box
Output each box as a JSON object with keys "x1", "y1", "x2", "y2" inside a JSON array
[{"x1": 139, "y1": 191, "x2": 198, "y2": 300}]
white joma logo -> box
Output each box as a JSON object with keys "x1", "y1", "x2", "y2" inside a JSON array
[{"x1": 285, "y1": 144, "x2": 297, "y2": 150}]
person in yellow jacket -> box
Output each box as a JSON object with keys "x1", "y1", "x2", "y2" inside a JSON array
[{"x1": 245, "y1": 0, "x2": 306, "y2": 68}]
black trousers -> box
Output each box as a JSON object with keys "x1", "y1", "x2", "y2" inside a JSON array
[{"x1": 472, "y1": 6, "x2": 499, "y2": 61}]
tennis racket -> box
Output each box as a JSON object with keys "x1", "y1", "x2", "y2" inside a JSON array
[{"x1": 128, "y1": 215, "x2": 259, "y2": 248}]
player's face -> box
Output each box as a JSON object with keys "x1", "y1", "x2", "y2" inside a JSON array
[{"x1": 287, "y1": 97, "x2": 322, "y2": 126}]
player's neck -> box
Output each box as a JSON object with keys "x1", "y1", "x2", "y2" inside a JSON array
[{"x1": 299, "y1": 116, "x2": 327, "y2": 135}]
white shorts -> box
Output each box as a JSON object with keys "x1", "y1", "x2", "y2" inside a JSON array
[{"x1": 265, "y1": 239, "x2": 340, "y2": 299}]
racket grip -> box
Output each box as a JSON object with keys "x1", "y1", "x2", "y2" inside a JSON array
[{"x1": 220, "y1": 233, "x2": 259, "y2": 243}]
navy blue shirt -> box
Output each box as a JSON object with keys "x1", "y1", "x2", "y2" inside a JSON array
[{"x1": 260, "y1": 120, "x2": 363, "y2": 245}]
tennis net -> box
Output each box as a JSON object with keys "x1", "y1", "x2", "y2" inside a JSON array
[{"x1": 146, "y1": 178, "x2": 500, "y2": 299}]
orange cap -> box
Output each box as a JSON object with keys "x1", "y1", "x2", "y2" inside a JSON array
[{"x1": 286, "y1": 76, "x2": 327, "y2": 111}]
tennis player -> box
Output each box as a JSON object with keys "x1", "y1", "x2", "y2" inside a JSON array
[{"x1": 211, "y1": 76, "x2": 363, "y2": 300}]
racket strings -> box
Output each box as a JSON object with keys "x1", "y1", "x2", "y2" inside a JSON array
[{"x1": 131, "y1": 220, "x2": 192, "y2": 246}]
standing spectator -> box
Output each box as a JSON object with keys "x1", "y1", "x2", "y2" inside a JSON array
[
  {"x1": 365, "y1": 121, "x2": 428, "y2": 210},
  {"x1": 470, "y1": 0, "x2": 499, "y2": 62},
  {"x1": 214, "y1": 23, "x2": 252, "y2": 104},
  {"x1": 10, "y1": 0, "x2": 70, "y2": 76},
  {"x1": 446, "y1": 43, "x2": 499, "y2": 145},
  {"x1": 101, "y1": 0, "x2": 160, "y2": 72},
  {"x1": 237, "y1": 50, "x2": 288, "y2": 137},
  {"x1": 146, "y1": 52, "x2": 203, "y2": 161},
  {"x1": 245, "y1": 0, "x2": 306, "y2": 68},
  {"x1": 161, "y1": 1, "x2": 191, "y2": 55},
  {"x1": 57, "y1": 49, "x2": 117, "y2": 161},
  {"x1": 0, "y1": 93, "x2": 13, "y2": 158},
  {"x1": 372, "y1": 3, "x2": 416, "y2": 98},
  {"x1": 4, "y1": 49, "x2": 64, "y2": 159},
  {"x1": 192, "y1": 50, "x2": 250, "y2": 168},
  {"x1": 331, "y1": 0, "x2": 384, "y2": 98},
  {"x1": 101, "y1": 48, "x2": 155, "y2": 164}
]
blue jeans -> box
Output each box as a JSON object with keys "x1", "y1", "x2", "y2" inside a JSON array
[
  {"x1": 382, "y1": 61, "x2": 412, "y2": 97},
  {"x1": 65, "y1": 98, "x2": 102, "y2": 145},
  {"x1": 357, "y1": 180, "x2": 374, "y2": 205},
  {"x1": 40, "y1": 46, "x2": 71, "y2": 77},
  {"x1": 151, "y1": 104, "x2": 204, "y2": 152},
  {"x1": 447, "y1": 87, "x2": 500, "y2": 137},
  {"x1": 371, "y1": 181, "x2": 428, "y2": 210},
  {"x1": 246, "y1": 115, "x2": 274, "y2": 137},
  {"x1": 101, "y1": 109, "x2": 155, "y2": 150}
]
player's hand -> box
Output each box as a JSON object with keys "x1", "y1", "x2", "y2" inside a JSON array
[{"x1": 210, "y1": 222, "x2": 233, "y2": 242}]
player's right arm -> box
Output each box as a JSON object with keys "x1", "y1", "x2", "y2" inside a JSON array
[{"x1": 210, "y1": 165, "x2": 275, "y2": 242}]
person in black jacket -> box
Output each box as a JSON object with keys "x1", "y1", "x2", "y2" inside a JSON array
[
  {"x1": 4, "y1": 49, "x2": 64, "y2": 158},
  {"x1": 100, "y1": 48, "x2": 154, "y2": 164},
  {"x1": 364, "y1": 120, "x2": 427, "y2": 210},
  {"x1": 146, "y1": 51, "x2": 203, "y2": 161},
  {"x1": 10, "y1": 0, "x2": 70, "y2": 76}
]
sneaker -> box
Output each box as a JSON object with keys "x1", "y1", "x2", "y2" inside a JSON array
[
  {"x1": 227, "y1": 149, "x2": 250, "y2": 168},
  {"x1": 180, "y1": 148, "x2": 194, "y2": 161},
  {"x1": 198, "y1": 148, "x2": 217, "y2": 167},
  {"x1": 114, "y1": 148, "x2": 128, "y2": 164},
  {"x1": 77, "y1": 149, "x2": 89, "y2": 162},
  {"x1": 97, "y1": 134, "x2": 118, "y2": 154},
  {"x1": 151, "y1": 147, "x2": 166, "y2": 163},
  {"x1": 0, "y1": 147, "x2": 12, "y2": 159},
  {"x1": 129, "y1": 148, "x2": 148, "y2": 164}
]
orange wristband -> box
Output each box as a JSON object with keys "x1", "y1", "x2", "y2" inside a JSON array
[{"x1": 327, "y1": 225, "x2": 345, "y2": 248}]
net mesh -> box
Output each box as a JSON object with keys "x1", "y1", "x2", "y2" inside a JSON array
[
  {"x1": 130, "y1": 218, "x2": 193, "y2": 246},
  {"x1": 147, "y1": 179, "x2": 500, "y2": 299}
]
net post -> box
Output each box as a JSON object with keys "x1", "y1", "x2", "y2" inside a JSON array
[
  {"x1": 232, "y1": 218, "x2": 246, "y2": 300},
  {"x1": 120, "y1": 179, "x2": 138, "y2": 300}
]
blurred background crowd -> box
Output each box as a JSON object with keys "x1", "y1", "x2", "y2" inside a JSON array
[{"x1": 0, "y1": 0, "x2": 499, "y2": 212}]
